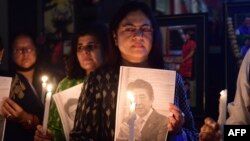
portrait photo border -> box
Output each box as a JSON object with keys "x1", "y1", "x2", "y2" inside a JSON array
[
  {"x1": 224, "y1": 2, "x2": 250, "y2": 101},
  {"x1": 156, "y1": 13, "x2": 208, "y2": 115}
]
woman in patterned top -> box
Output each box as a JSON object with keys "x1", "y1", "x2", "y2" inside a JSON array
[
  {"x1": 34, "y1": 23, "x2": 109, "y2": 141},
  {"x1": 70, "y1": 1, "x2": 198, "y2": 141}
]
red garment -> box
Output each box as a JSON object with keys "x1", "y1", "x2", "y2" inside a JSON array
[
  {"x1": 179, "y1": 39, "x2": 196, "y2": 78},
  {"x1": 51, "y1": 41, "x2": 63, "y2": 65}
]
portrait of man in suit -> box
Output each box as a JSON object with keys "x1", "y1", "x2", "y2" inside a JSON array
[{"x1": 117, "y1": 79, "x2": 168, "y2": 141}]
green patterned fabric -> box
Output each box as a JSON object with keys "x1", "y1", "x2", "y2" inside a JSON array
[{"x1": 48, "y1": 77, "x2": 85, "y2": 141}]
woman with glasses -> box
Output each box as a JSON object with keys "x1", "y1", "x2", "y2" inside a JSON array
[
  {"x1": 0, "y1": 34, "x2": 44, "y2": 141},
  {"x1": 34, "y1": 23, "x2": 109, "y2": 141},
  {"x1": 70, "y1": 1, "x2": 198, "y2": 141}
]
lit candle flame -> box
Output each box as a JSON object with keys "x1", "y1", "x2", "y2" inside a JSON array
[
  {"x1": 41, "y1": 75, "x2": 49, "y2": 104},
  {"x1": 41, "y1": 75, "x2": 48, "y2": 83},
  {"x1": 127, "y1": 91, "x2": 135, "y2": 102},
  {"x1": 127, "y1": 91, "x2": 136, "y2": 112},
  {"x1": 41, "y1": 75, "x2": 48, "y2": 88},
  {"x1": 220, "y1": 90, "x2": 227, "y2": 97}
]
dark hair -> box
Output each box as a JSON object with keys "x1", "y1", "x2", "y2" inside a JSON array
[
  {"x1": 67, "y1": 22, "x2": 109, "y2": 78},
  {"x1": 11, "y1": 33, "x2": 36, "y2": 51},
  {"x1": 127, "y1": 79, "x2": 154, "y2": 100},
  {"x1": 184, "y1": 30, "x2": 195, "y2": 40},
  {"x1": 106, "y1": 1, "x2": 164, "y2": 69}
]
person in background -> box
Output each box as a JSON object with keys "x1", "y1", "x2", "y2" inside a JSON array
[
  {"x1": 199, "y1": 46, "x2": 250, "y2": 141},
  {"x1": 240, "y1": 36, "x2": 250, "y2": 59},
  {"x1": 50, "y1": 29, "x2": 66, "y2": 82},
  {"x1": 235, "y1": 16, "x2": 250, "y2": 35},
  {"x1": 70, "y1": 1, "x2": 198, "y2": 141},
  {"x1": 179, "y1": 30, "x2": 196, "y2": 80},
  {"x1": 179, "y1": 30, "x2": 196, "y2": 105},
  {"x1": 34, "y1": 23, "x2": 109, "y2": 141},
  {"x1": 0, "y1": 33, "x2": 44, "y2": 141}
]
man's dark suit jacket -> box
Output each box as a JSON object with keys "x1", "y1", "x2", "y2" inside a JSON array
[
  {"x1": 117, "y1": 109, "x2": 168, "y2": 141},
  {"x1": 140, "y1": 109, "x2": 168, "y2": 141}
]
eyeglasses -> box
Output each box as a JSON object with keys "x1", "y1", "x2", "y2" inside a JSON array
[
  {"x1": 77, "y1": 43, "x2": 99, "y2": 53},
  {"x1": 14, "y1": 48, "x2": 34, "y2": 55},
  {"x1": 123, "y1": 25, "x2": 153, "y2": 36}
]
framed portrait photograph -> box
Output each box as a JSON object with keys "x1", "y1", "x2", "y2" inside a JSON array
[
  {"x1": 157, "y1": 13, "x2": 207, "y2": 115},
  {"x1": 115, "y1": 66, "x2": 176, "y2": 141},
  {"x1": 224, "y1": 2, "x2": 250, "y2": 101}
]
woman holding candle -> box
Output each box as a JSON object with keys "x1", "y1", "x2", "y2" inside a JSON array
[
  {"x1": 70, "y1": 1, "x2": 198, "y2": 141},
  {"x1": 199, "y1": 44, "x2": 250, "y2": 141},
  {"x1": 0, "y1": 34, "x2": 44, "y2": 141},
  {"x1": 34, "y1": 23, "x2": 109, "y2": 141}
]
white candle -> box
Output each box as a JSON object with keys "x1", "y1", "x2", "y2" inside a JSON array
[
  {"x1": 41, "y1": 75, "x2": 48, "y2": 104},
  {"x1": 217, "y1": 89, "x2": 227, "y2": 140},
  {"x1": 128, "y1": 91, "x2": 136, "y2": 141},
  {"x1": 42, "y1": 84, "x2": 53, "y2": 135}
]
